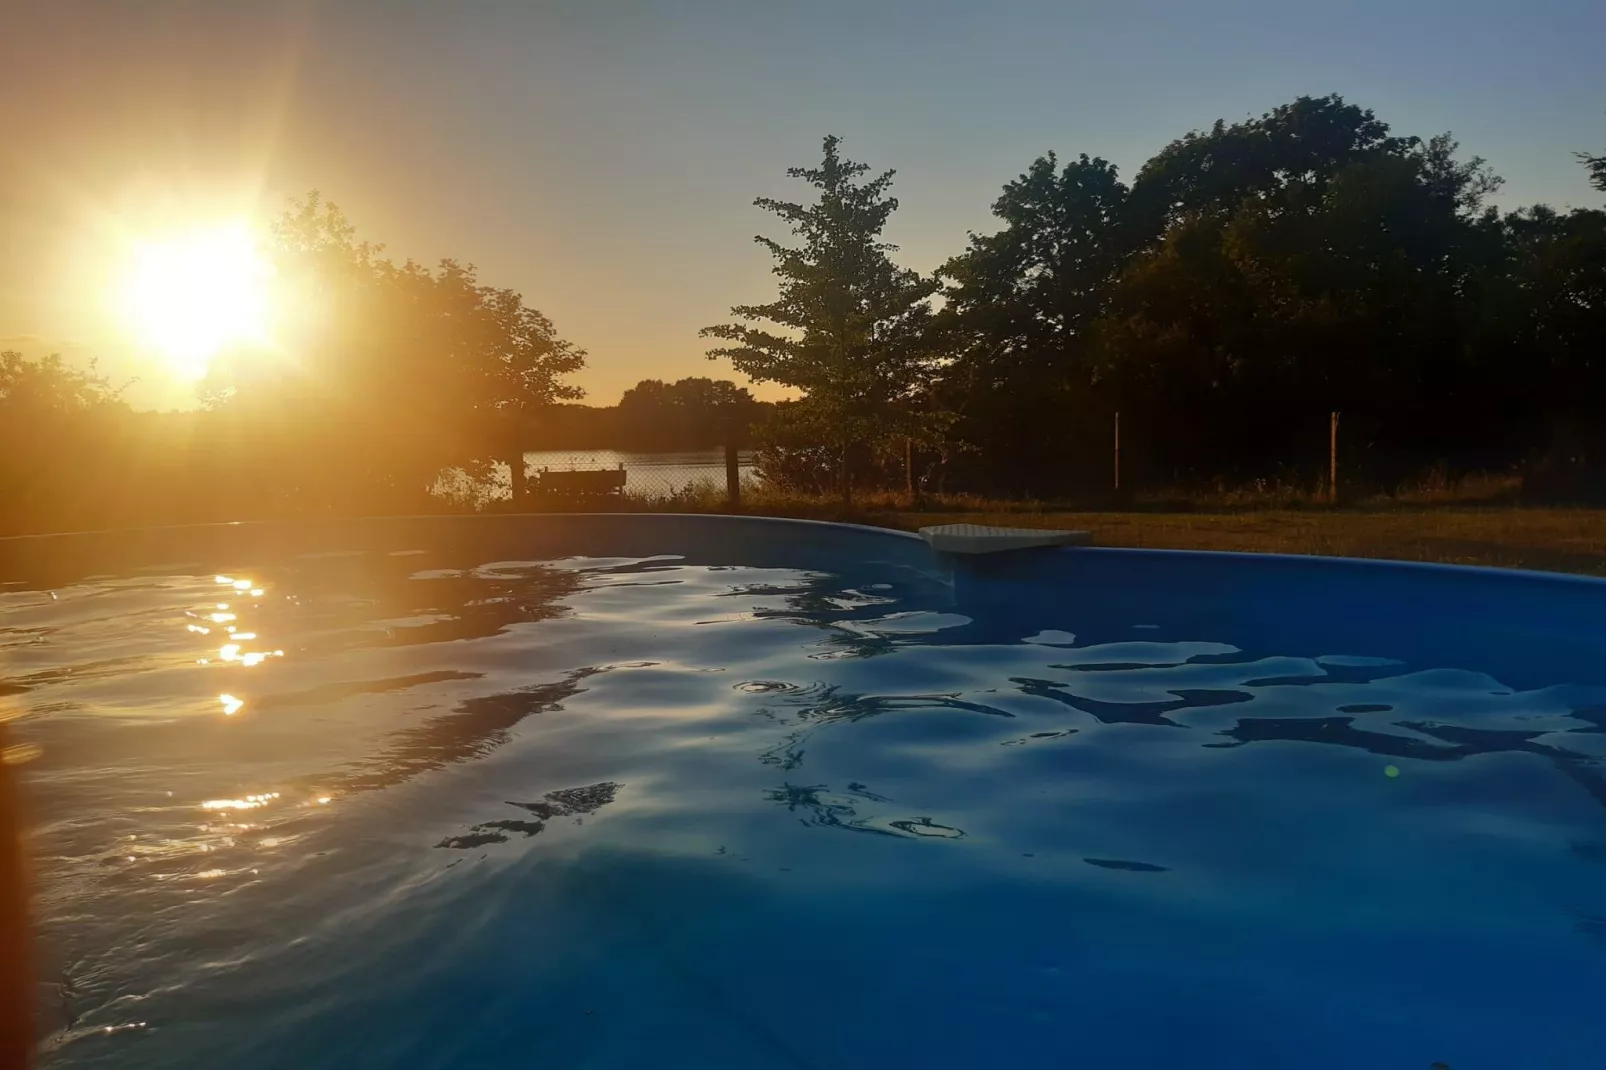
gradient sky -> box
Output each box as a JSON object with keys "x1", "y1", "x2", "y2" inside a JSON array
[{"x1": 3, "y1": 0, "x2": 1603, "y2": 410}]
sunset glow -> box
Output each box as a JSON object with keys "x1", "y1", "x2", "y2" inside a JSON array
[{"x1": 117, "y1": 221, "x2": 276, "y2": 381}]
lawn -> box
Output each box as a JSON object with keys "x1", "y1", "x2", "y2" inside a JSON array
[{"x1": 866, "y1": 507, "x2": 1606, "y2": 576}]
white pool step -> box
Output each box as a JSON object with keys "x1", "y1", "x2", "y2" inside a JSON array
[{"x1": 918, "y1": 523, "x2": 1092, "y2": 555}]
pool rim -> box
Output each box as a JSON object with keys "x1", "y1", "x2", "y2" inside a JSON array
[{"x1": 1, "y1": 511, "x2": 1605, "y2": 593}]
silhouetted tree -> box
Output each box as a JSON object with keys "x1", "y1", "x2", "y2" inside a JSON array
[
  {"x1": 615, "y1": 377, "x2": 757, "y2": 449},
  {"x1": 0, "y1": 352, "x2": 131, "y2": 532},
  {"x1": 928, "y1": 94, "x2": 1553, "y2": 495},
  {"x1": 0, "y1": 351, "x2": 123, "y2": 414},
  {"x1": 201, "y1": 192, "x2": 586, "y2": 508},
  {"x1": 9, "y1": 100, "x2": 1606, "y2": 535},
  {"x1": 934, "y1": 153, "x2": 1132, "y2": 493},
  {"x1": 1489, "y1": 203, "x2": 1606, "y2": 496},
  {"x1": 702, "y1": 136, "x2": 942, "y2": 503},
  {"x1": 1125, "y1": 95, "x2": 1419, "y2": 240},
  {"x1": 1579, "y1": 139, "x2": 1606, "y2": 193},
  {"x1": 619, "y1": 377, "x2": 752, "y2": 411},
  {"x1": 1098, "y1": 119, "x2": 1506, "y2": 486}
]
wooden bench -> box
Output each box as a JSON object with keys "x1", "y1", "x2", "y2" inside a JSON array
[{"x1": 530, "y1": 465, "x2": 627, "y2": 498}]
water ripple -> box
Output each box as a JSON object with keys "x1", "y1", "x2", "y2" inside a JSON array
[{"x1": 8, "y1": 551, "x2": 1606, "y2": 1069}]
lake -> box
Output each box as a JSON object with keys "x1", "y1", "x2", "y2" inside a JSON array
[{"x1": 520, "y1": 449, "x2": 758, "y2": 498}]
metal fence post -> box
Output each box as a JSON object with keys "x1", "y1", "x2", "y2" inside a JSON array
[
  {"x1": 1329, "y1": 411, "x2": 1340, "y2": 504},
  {"x1": 905, "y1": 437, "x2": 915, "y2": 505},
  {"x1": 1114, "y1": 411, "x2": 1121, "y2": 492}
]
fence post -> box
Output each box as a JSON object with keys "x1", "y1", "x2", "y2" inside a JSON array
[
  {"x1": 1329, "y1": 411, "x2": 1340, "y2": 504},
  {"x1": 905, "y1": 437, "x2": 915, "y2": 506},
  {"x1": 1114, "y1": 411, "x2": 1121, "y2": 493},
  {"x1": 506, "y1": 410, "x2": 527, "y2": 506},
  {"x1": 508, "y1": 450, "x2": 526, "y2": 505},
  {"x1": 725, "y1": 422, "x2": 741, "y2": 510}
]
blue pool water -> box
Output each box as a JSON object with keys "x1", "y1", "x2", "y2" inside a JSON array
[{"x1": 5, "y1": 517, "x2": 1606, "y2": 1069}]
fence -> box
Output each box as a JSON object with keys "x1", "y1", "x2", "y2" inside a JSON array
[
  {"x1": 1, "y1": 405, "x2": 1545, "y2": 540},
  {"x1": 1114, "y1": 409, "x2": 1342, "y2": 502}
]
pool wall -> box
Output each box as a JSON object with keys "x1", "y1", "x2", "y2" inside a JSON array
[
  {"x1": 4, "y1": 513, "x2": 1604, "y2": 688},
  {"x1": 0, "y1": 514, "x2": 932, "y2": 584}
]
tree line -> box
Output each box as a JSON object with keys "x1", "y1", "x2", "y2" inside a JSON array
[
  {"x1": 0, "y1": 188, "x2": 758, "y2": 532},
  {"x1": 711, "y1": 95, "x2": 1606, "y2": 502},
  {"x1": 521, "y1": 378, "x2": 774, "y2": 452},
  {"x1": 3, "y1": 93, "x2": 1604, "y2": 534},
  {"x1": 1, "y1": 193, "x2": 591, "y2": 532}
]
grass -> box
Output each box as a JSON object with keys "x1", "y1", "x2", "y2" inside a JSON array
[
  {"x1": 863, "y1": 505, "x2": 1606, "y2": 576},
  {"x1": 615, "y1": 482, "x2": 1604, "y2": 576},
  {"x1": 417, "y1": 474, "x2": 1606, "y2": 578},
  {"x1": 14, "y1": 462, "x2": 1605, "y2": 576},
  {"x1": 570, "y1": 475, "x2": 1606, "y2": 576}
]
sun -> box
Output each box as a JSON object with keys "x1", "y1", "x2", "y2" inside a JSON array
[{"x1": 118, "y1": 221, "x2": 275, "y2": 381}]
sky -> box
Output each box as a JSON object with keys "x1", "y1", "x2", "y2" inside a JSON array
[{"x1": 2, "y1": 0, "x2": 1603, "y2": 410}]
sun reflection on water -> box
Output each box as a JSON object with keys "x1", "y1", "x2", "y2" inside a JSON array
[
  {"x1": 188, "y1": 577, "x2": 284, "y2": 700},
  {"x1": 216, "y1": 576, "x2": 265, "y2": 598},
  {"x1": 200, "y1": 792, "x2": 279, "y2": 811}
]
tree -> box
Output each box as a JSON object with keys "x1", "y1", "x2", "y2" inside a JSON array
[
  {"x1": 1488, "y1": 203, "x2": 1606, "y2": 496},
  {"x1": 702, "y1": 136, "x2": 941, "y2": 503},
  {"x1": 201, "y1": 192, "x2": 586, "y2": 508},
  {"x1": 616, "y1": 377, "x2": 757, "y2": 449},
  {"x1": 1125, "y1": 94, "x2": 1420, "y2": 239},
  {"x1": 1579, "y1": 124, "x2": 1606, "y2": 192},
  {"x1": 618, "y1": 376, "x2": 753, "y2": 418},
  {"x1": 0, "y1": 351, "x2": 124, "y2": 414},
  {"x1": 934, "y1": 153, "x2": 1133, "y2": 493},
  {"x1": 0, "y1": 351, "x2": 130, "y2": 533},
  {"x1": 1092, "y1": 102, "x2": 1509, "y2": 487}
]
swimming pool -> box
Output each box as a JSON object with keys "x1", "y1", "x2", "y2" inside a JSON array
[{"x1": 5, "y1": 515, "x2": 1606, "y2": 1069}]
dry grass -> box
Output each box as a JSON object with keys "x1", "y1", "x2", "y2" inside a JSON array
[
  {"x1": 1122, "y1": 471, "x2": 1525, "y2": 510},
  {"x1": 480, "y1": 480, "x2": 1606, "y2": 577},
  {"x1": 863, "y1": 506, "x2": 1606, "y2": 576}
]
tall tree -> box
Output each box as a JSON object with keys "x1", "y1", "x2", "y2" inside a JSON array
[
  {"x1": 1094, "y1": 102, "x2": 1507, "y2": 486},
  {"x1": 1490, "y1": 203, "x2": 1606, "y2": 495},
  {"x1": 702, "y1": 136, "x2": 940, "y2": 502},
  {"x1": 1125, "y1": 94, "x2": 1419, "y2": 239},
  {"x1": 934, "y1": 153, "x2": 1132, "y2": 493}
]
